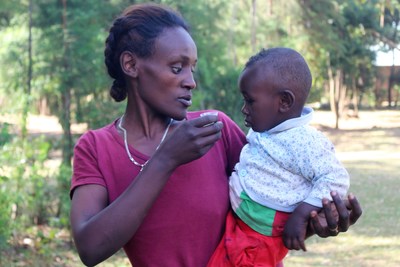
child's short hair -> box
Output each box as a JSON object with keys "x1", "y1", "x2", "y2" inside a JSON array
[{"x1": 244, "y1": 47, "x2": 312, "y2": 105}]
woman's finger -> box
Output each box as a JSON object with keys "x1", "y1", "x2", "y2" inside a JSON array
[
  {"x1": 322, "y1": 197, "x2": 338, "y2": 232},
  {"x1": 331, "y1": 191, "x2": 349, "y2": 232},
  {"x1": 309, "y1": 211, "x2": 329, "y2": 238},
  {"x1": 347, "y1": 193, "x2": 362, "y2": 225}
]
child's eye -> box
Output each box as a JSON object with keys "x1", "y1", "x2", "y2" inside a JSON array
[
  {"x1": 191, "y1": 66, "x2": 196, "y2": 73},
  {"x1": 171, "y1": 65, "x2": 183, "y2": 74}
]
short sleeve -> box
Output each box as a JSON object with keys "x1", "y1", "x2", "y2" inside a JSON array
[{"x1": 70, "y1": 131, "x2": 107, "y2": 198}]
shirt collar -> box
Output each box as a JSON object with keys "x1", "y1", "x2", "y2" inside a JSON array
[{"x1": 266, "y1": 106, "x2": 314, "y2": 134}]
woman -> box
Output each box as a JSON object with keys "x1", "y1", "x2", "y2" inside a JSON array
[{"x1": 70, "y1": 3, "x2": 362, "y2": 267}]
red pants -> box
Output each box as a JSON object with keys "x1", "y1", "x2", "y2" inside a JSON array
[{"x1": 207, "y1": 210, "x2": 289, "y2": 267}]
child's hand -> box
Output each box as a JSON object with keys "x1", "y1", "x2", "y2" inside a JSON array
[
  {"x1": 282, "y1": 212, "x2": 308, "y2": 251},
  {"x1": 283, "y1": 202, "x2": 321, "y2": 251}
]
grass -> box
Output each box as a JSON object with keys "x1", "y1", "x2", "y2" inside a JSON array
[
  {"x1": 284, "y1": 157, "x2": 400, "y2": 267},
  {"x1": 1, "y1": 110, "x2": 400, "y2": 266},
  {"x1": 284, "y1": 110, "x2": 400, "y2": 267}
]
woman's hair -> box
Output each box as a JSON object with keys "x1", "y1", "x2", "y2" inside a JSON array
[{"x1": 104, "y1": 3, "x2": 189, "y2": 102}]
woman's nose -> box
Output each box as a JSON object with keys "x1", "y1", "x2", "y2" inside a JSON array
[{"x1": 182, "y1": 71, "x2": 196, "y2": 90}]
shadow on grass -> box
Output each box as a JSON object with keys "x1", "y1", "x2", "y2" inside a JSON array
[
  {"x1": 317, "y1": 126, "x2": 400, "y2": 153},
  {"x1": 285, "y1": 233, "x2": 400, "y2": 267},
  {"x1": 344, "y1": 160, "x2": 400, "y2": 238}
]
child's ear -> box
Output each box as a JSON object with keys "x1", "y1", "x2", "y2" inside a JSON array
[
  {"x1": 120, "y1": 51, "x2": 138, "y2": 78},
  {"x1": 279, "y1": 89, "x2": 295, "y2": 112}
]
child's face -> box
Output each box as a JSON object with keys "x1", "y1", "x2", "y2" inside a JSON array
[{"x1": 238, "y1": 65, "x2": 283, "y2": 132}]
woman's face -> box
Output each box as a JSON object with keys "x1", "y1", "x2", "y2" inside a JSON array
[
  {"x1": 239, "y1": 65, "x2": 283, "y2": 132},
  {"x1": 135, "y1": 27, "x2": 197, "y2": 120}
]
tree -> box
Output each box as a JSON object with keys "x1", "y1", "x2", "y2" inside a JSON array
[
  {"x1": 380, "y1": 1, "x2": 400, "y2": 107},
  {"x1": 168, "y1": 0, "x2": 302, "y2": 125},
  {"x1": 297, "y1": 0, "x2": 380, "y2": 128},
  {"x1": 33, "y1": 0, "x2": 130, "y2": 165}
]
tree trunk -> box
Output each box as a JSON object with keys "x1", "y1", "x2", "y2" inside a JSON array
[
  {"x1": 251, "y1": 0, "x2": 257, "y2": 53},
  {"x1": 351, "y1": 78, "x2": 359, "y2": 117},
  {"x1": 387, "y1": 49, "x2": 396, "y2": 108},
  {"x1": 339, "y1": 72, "x2": 347, "y2": 117},
  {"x1": 327, "y1": 62, "x2": 346, "y2": 129},
  {"x1": 61, "y1": 0, "x2": 73, "y2": 166},
  {"x1": 22, "y1": 0, "x2": 33, "y2": 139},
  {"x1": 327, "y1": 60, "x2": 340, "y2": 129},
  {"x1": 268, "y1": 0, "x2": 273, "y2": 16},
  {"x1": 385, "y1": 2, "x2": 399, "y2": 109},
  {"x1": 229, "y1": 2, "x2": 237, "y2": 66}
]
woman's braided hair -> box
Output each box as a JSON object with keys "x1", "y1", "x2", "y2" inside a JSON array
[{"x1": 104, "y1": 3, "x2": 189, "y2": 102}]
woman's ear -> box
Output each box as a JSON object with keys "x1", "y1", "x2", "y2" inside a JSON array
[
  {"x1": 279, "y1": 89, "x2": 295, "y2": 113},
  {"x1": 120, "y1": 51, "x2": 138, "y2": 78}
]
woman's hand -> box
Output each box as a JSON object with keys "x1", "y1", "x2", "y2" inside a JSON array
[
  {"x1": 155, "y1": 114, "x2": 223, "y2": 169},
  {"x1": 308, "y1": 192, "x2": 362, "y2": 238}
]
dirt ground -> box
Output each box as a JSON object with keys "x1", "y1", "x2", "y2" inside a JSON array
[
  {"x1": 310, "y1": 110, "x2": 400, "y2": 154},
  {"x1": 0, "y1": 114, "x2": 87, "y2": 135},
  {"x1": 1, "y1": 109, "x2": 399, "y2": 135},
  {"x1": 2, "y1": 109, "x2": 400, "y2": 165},
  {"x1": 310, "y1": 109, "x2": 400, "y2": 130}
]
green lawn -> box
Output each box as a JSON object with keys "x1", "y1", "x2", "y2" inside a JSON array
[
  {"x1": 284, "y1": 157, "x2": 400, "y2": 267},
  {"x1": 284, "y1": 111, "x2": 400, "y2": 267}
]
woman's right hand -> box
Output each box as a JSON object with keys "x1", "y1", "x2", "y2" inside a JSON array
[
  {"x1": 308, "y1": 192, "x2": 362, "y2": 238},
  {"x1": 70, "y1": 114, "x2": 223, "y2": 266},
  {"x1": 156, "y1": 114, "x2": 223, "y2": 169}
]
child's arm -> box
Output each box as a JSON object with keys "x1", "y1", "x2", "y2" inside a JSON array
[
  {"x1": 282, "y1": 129, "x2": 349, "y2": 251},
  {"x1": 283, "y1": 202, "x2": 321, "y2": 251}
]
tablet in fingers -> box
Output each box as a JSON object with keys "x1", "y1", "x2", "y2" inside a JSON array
[{"x1": 200, "y1": 111, "x2": 219, "y2": 127}]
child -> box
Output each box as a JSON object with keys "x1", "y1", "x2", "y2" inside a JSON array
[{"x1": 208, "y1": 47, "x2": 350, "y2": 267}]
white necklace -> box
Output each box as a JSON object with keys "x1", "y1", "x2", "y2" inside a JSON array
[{"x1": 118, "y1": 115, "x2": 172, "y2": 171}]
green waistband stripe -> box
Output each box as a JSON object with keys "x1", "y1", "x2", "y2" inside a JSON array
[{"x1": 235, "y1": 191, "x2": 277, "y2": 236}]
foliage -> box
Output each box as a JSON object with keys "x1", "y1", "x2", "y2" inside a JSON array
[
  {"x1": 0, "y1": 127, "x2": 70, "y2": 249},
  {"x1": 1, "y1": 0, "x2": 399, "y2": 152},
  {"x1": 56, "y1": 163, "x2": 73, "y2": 228},
  {"x1": 0, "y1": 170, "x2": 12, "y2": 249},
  {"x1": 294, "y1": 0, "x2": 395, "y2": 128}
]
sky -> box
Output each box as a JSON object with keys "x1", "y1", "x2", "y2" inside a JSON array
[{"x1": 374, "y1": 47, "x2": 400, "y2": 66}]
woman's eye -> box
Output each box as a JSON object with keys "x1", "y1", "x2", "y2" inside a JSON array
[
  {"x1": 243, "y1": 98, "x2": 254, "y2": 104},
  {"x1": 171, "y1": 66, "x2": 182, "y2": 74}
]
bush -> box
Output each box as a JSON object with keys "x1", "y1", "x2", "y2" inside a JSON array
[{"x1": 0, "y1": 130, "x2": 64, "y2": 248}]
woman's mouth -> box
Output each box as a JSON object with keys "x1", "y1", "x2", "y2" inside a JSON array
[{"x1": 178, "y1": 96, "x2": 192, "y2": 107}]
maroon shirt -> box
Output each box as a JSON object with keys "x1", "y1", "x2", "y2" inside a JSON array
[{"x1": 71, "y1": 110, "x2": 246, "y2": 267}]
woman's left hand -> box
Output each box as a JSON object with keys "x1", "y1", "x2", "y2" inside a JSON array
[{"x1": 308, "y1": 192, "x2": 362, "y2": 238}]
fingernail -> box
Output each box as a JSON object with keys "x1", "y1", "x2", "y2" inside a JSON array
[{"x1": 331, "y1": 191, "x2": 337, "y2": 196}]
